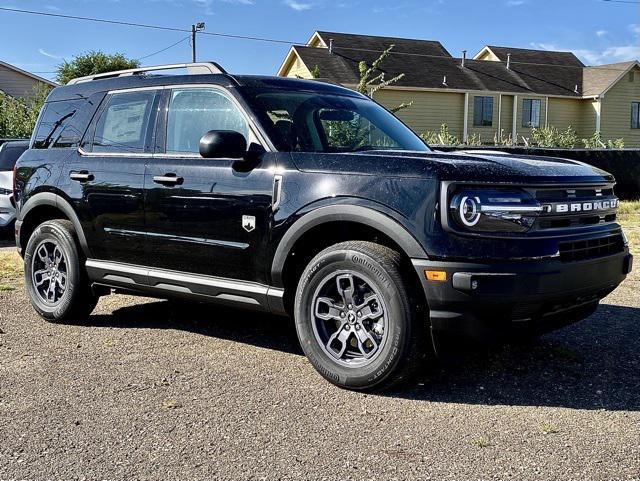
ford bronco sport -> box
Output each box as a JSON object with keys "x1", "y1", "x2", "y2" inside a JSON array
[{"x1": 13, "y1": 63, "x2": 633, "y2": 390}]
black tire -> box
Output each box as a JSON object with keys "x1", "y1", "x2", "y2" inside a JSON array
[
  {"x1": 24, "y1": 219, "x2": 98, "y2": 322},
  {"x1": 294, "y1": 241, "x2": 427, "y2": 391}
]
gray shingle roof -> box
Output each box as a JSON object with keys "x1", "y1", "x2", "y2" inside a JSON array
[
  {"x1": 293, "y1": 45, "x2": 585, "y2": 97},
  {"x1": 583, "y1": 61, "x2": 639, "y2": 96},
  {"x1": 483, "y1": 46, "x2": 584, "y2": 67},
  {"x1": 315, "y1": 31, "x2": 452, "y2": 58}
]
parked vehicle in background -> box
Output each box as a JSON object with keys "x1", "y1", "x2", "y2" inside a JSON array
[
  {"x1": 13, "y1": 63, "x2": 633, "y2": 391},
  {"x1": 0, "y1": 140, "x2": 28, "y2": 237}
]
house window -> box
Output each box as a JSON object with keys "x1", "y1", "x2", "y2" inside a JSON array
[
  {"x1": 473, "y1": 96, "x2": 493, "y2": 127},
  {"x1": 522, "y1": 99, "x2": 541, "y2": 128},
  {"x1": 632, "y1": 102, "x2": 640, "y2": 129}
]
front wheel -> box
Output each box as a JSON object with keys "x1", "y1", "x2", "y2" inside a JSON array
[
  {"x1": 294, "y1": 241, "x2": 427, "y2": 391},
  {"x1": 24, "y1": 219, "x2": 98, "y2": 322}
]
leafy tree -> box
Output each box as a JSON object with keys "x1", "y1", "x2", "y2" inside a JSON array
[
  {"x1": 357, "y1": 44, "x2": 413, "y2": 113},
  {"x1": 0, "y1": 84, "x2": 52, "y2": 138},
  {"x1": 56, "y1": 51, "x2": 140, "y2": 85}
]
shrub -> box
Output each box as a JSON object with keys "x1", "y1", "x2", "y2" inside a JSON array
[
  {"x1": 531, "y1": 126, "x2": 578, "y2": 148},
  {"x1": 420, "y1": 124, "x2": 459, "y2": 146},
  {"x1": 582, "y1": 131, "x2": 625, "y2": 149}
]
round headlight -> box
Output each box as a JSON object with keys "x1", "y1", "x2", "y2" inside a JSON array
[{"x1": 459, "y1": 195, "x2": 481, "y2": 226}]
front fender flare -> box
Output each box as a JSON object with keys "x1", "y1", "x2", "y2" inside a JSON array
[
  {"x1": 18, "y1": 192, "x2": 91, "y2": 257},
  {"x1": 270, "y1": 204, "x2": 427, "y2": 287}
]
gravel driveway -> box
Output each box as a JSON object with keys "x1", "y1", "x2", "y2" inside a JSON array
[{"x1": 0, "y1": 259, "x2": 638, "y2": 480}]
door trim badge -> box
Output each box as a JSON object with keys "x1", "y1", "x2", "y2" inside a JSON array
[{"x1": 243, "y1": 215, "x2": 256, "y2": 232}]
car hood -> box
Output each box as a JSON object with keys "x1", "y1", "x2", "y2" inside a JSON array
[
  {"x1": 0, "y1": 171, "x2": 13, "y2": 190},
  {"x1": 290, "y1": 150, "x2": 614, "y2": 184}
]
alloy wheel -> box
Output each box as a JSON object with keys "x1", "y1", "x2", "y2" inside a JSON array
[
  {"x1": 311, "y1": 271, "x2": 388, "y2": 367},
  {"x1": 31, "y1": 240, "x2": 68, "y2": 305}
]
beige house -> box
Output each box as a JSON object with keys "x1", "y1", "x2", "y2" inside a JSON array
[
  {"x1": 0, "y1": 60, "x2": 56, "y2": 100},
  {"x1": 278, "y1": 31, "x2": 640, "y2": 146}
]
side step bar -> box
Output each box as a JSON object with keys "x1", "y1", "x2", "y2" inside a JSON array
[{"x1": 85, "y1": 259, "x2": 286, "y2": 315}]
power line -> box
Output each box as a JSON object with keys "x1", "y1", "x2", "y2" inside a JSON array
[
  {"x1": 0, "y1": 6, "x2": 298, "y2": 45},
  {"x1": 0, "y1": 5, "x2": 636, "y2": 73},
  {"x1": 138, "y1": 35, "x2": 191, "y2": 60}
]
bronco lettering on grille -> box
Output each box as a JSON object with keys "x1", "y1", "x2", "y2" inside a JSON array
[{"x1": 546, "y1": 199, "x2": 618, "y2": 214}]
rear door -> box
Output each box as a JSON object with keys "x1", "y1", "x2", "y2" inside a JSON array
[
  {"x1": 144, "y1": 86, "x2": 276, "y2": 283},
  {"x1": 62, "y1": 89, "x2": 159, "y2": 264}
]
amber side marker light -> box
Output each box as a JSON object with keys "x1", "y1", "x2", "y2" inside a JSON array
[{"x1": 425, "y1": 270, "x2": 447, "y2": 282}]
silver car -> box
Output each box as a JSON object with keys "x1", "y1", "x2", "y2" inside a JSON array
[{"x1": 0, "y1": 140, "x2": 28, "y2": 236}]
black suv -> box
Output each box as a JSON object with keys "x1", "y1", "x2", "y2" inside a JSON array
[{"x1": 14, "y1": 63, "x2": 633, "y2": 390}]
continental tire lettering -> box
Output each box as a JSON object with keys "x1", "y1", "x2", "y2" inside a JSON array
[{"x1": 351, "y1": 254, "x2": 391, "y2": 289}]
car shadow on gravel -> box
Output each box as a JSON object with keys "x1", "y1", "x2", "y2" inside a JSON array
[
  {"x1": 398, "y1": 303, "x2": 640, "y2": 411},
  {"x1": 77, "y1": 300, "x2": 640, "y2": 411},
  {"x1": 83, "y1": 300, "x2": 304, "y2": 356}
]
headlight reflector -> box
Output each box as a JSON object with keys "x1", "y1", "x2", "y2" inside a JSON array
[{"x1": 449, "y1": 188, "x2": 543, "y2": 233}]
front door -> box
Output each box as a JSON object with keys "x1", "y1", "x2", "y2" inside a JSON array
[
  {"x1": 144, "y1": 86, "x2": 276, "y2": 283},
  {"x1": 63, "y1": 89, "x2": 159, "y2": 264}
]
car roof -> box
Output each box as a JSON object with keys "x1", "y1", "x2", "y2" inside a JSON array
[{"x1": 46, "y1": 73, "x2": 363, "y2": 102}]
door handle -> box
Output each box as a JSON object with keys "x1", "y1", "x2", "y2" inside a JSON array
[
  {"x1": 69, "y1": 171, "x2": 94, "y2": 182},
  {"x1": 153, "y1": 174, "x2": 184, "y2": 186}
]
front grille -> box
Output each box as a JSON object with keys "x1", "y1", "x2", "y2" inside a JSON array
[
  {"x1": 531, "y1": 184, "x2": 618, "y2": 232},
  {"x1": 558, "y1": 234, "x2": 624, "y2": 262}
]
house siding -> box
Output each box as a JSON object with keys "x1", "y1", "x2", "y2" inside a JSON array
[
  {"x1": 546, "y1": 97, "x2": 593, "y2": 138},
  {"x1": 284, "y1": 56, "x2": 312, "y2": 79},
  {"x1": 373, "y1": 89, "x2": 466, "y2": 140},
  {"x1": 500, "y1": 95, "x2": 514, "y2": 143},
  {"x1": 600, "y1": 65, "x2": 640, "y2": 147},
  {"x1": 0, "y1": 64, "x2": 44, "y2": 99}
]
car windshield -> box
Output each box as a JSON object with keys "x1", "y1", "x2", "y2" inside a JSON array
[{"x1": 240, "y1": 88, "x2": 430, "y2": 153}]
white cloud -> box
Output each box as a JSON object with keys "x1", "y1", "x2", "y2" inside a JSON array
[
  {"x1": 530, "y1": 42, "x2": 640, "y2": 65},
  {"x1": 506, "y1": 0, "x2": 525, "y2": 5},
  {"x1": 596, "y1": 30, "x2": 608, "y2": 38},
  {"x1": 38, "y1": 49, "x2": 63, "y2": 60},
  {"x1": 283, "y1": 0, "x2": 312, "y2": 10}
]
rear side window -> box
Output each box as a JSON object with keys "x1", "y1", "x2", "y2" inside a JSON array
[
  {"x1": 166, "y1": 88, "x2": 248, "y2": 153},
  {"x1": 90, "y1": 91, "x2": 156, "y2": 154},
  {"x1": 0, "y1": 143, "x2": 27, "y2": 170},
  {"x1": 32, "y1": 100, "x2": 82, "y2": 149}
]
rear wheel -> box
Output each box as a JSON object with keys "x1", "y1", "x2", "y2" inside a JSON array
[
  {"x1": 24, "y1": 220, "x2": 98, "y2": 322},
  {"x1": 294, "y1": 241, "x2": 427, "y2": 391}
]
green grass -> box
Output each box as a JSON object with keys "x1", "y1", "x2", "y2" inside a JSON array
[
  {"x1": 0, "y1": 251, "x2": 23, "y2": 288},
  {"x1": 540, "y1": 423, "x2": 560, "y2": 435},
  {"x1": 471, "y1": 437, "x2": 491, "y2": 448}
]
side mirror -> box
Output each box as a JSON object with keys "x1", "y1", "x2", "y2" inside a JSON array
[{"x1": 199, "y1": 130, "x2": 247, "y2": 159}]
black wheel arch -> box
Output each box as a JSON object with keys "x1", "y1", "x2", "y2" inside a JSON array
[
  {"x1": 271, "y1": 204, "x2": 428, "y2": 288},
  {"x1": 17, "y1": 192, "x2": 90, "y2": 258}
]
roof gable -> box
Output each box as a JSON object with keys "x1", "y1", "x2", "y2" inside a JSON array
[{"x1": 583, "y1": 61, "x2": 640, "y2": 97}]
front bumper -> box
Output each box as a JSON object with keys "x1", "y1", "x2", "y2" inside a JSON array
[
  {"x1": 413, "y1": 250, "x2": 632, "y2": 339},
  {"x1": 0, "y1": 194, "x2": 15, "y2": 229}
]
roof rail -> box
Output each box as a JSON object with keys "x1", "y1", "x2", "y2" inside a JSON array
[{"x1": 66, "y1": 62, "x2": 227, "y2": 85}]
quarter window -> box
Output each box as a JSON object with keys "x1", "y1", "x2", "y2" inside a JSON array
[
  {"x1": 632, "y1": 102, "x2": 640, "y2": 129},
  {"x1": 166, "y1": 88, "x2": 249, "y2": 154},
  {"x1": 522, "y1": 99, "x2": 541, "y2": 128},
  {"x1": 32, "y1": 100, "x2": 82, "y2": 149},
  {"x1": 91, "y1": 91, "x2": 156, "y2": 153},
  {"x1": 473, "y1": 96, "x2": 493, "y2": 127}
]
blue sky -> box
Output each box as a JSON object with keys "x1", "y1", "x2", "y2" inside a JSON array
[{"x1": 1, "y1": 0, "x2": 639, "y2": 82}]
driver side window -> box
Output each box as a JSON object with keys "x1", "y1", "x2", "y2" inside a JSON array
[{"x1": 166, "y1": 88, "x2": 249, "y2": 154}]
